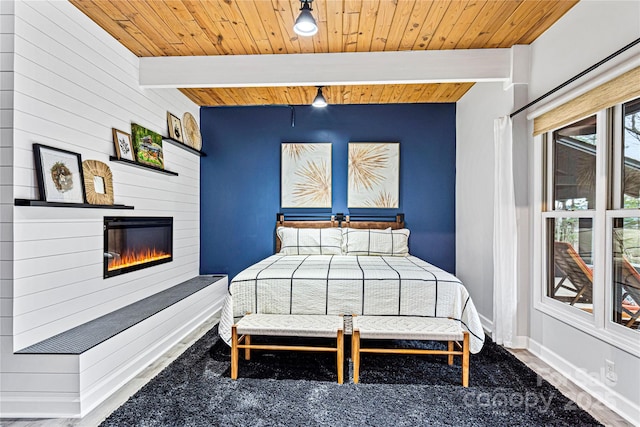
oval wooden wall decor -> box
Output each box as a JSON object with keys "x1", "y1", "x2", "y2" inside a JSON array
[
  {"x1": 82, "y1": 160, "x2": 114, "y2": 205},
  {"x1": 182, "y1": 112, "x2": 202, "y2": 151}
]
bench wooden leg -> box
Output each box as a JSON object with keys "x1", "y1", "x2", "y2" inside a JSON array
[
  {"x1": 352, "y1": 329, "x2": 360, "y2": 384},
  {"x1": 447, "y1": 341, "x2": 454, "y2": 365},
  {"x1": 231, "y1": 325, "x2": 239, "y2": 380},
  {"x1": 245, "y1": 334, "x2": 251, "y2": 360},
  {"x1": 337, "y1": 329, "x2": 344, "y2": 384},
  {"x1": 462, "y1": 331, "x2": 469, "y2": 387}
]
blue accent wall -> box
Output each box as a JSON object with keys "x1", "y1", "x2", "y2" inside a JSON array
[{"x1": 200, "y1": 104, "x2": 456, "y2": 279}]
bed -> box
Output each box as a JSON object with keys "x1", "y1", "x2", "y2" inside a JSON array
[{"x1": 219, "y1": 214, "x2": 485, "y2": 354}]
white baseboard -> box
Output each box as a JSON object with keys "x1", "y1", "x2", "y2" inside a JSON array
[
  {"x1": 475, "y1": 313, "x2": 528, "y2": 349},
  {"x1": 528, "y1": 338, "x2": 640, "y2": 425},
  {"x1": 509, "y1": 335, "x2": 528, "y2": 349},
  {"x1": 477, "y1": 313, "x2": 493, "y2": 335},
  {"x1": 0, "y1": 395, "x2": 81, "y2": 419}
]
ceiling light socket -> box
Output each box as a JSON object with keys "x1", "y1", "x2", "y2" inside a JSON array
[
  {"x1": 294, "y1": 0, "x2": 318, "y2": 37},
  {"x1": 312, "y1": 86, "x2": 327, "y2": 107}
]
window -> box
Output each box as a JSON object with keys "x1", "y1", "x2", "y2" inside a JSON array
[
  {"x1": 610, "y1": 98, "x2": 640, "y2": 329},
  {"x1": 545, "y1": 117, "x2": 596, "y2": 314},
  {"x1": 547, "y1": 218, "x2": 593, "y2": 310},
  {"x1": 612, "y1": 218, "x2": 640, "y2": 328},
  {"x1": 553, "y1": 115, "x2": 597, "y2": 211},
  {"x1": 540, "y1": 98, "x2": 640, "y2": 339},
  {"x1": 622, "y1": 98, "x2": 640, "y2": 208}
]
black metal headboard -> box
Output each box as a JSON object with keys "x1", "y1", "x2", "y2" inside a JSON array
[
  {"x1": 276, "y1": 212, "x2": 404, "y2": 228},
  {"x1": 274, "y1": 212, "x2": 405, "y2": 253}
]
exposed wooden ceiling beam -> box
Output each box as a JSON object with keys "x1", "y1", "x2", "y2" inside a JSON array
[
  {"x1": 70, "y1": 0, "x2": 577, "y2": 105},
  {"x1": 139, "y1": 48, "x2": 512, "y2": 89}
]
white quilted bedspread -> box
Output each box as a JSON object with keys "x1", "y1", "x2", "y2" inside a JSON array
[{"x1": 219, "y1": 254, "x2": 485, "y2": 353}]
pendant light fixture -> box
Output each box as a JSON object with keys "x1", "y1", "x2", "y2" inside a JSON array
[
  {"x1": 294, "y1": 0, "x2": 318, "y2": 37},
  {"x1": 312, "y1": 86, "x2": 327, "y2": 108}
]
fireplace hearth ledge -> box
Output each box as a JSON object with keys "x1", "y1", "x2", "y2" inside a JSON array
[{"x1": 16, "y1": 275, "x2": 226, "y2": 354}]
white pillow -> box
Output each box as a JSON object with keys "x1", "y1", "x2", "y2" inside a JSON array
[
  {"x1": 277, "y1": 227, "x2": 343, "y2": 255},
  {"x1": 341, "y1": 227, "x2": 410, "y2": 256}
]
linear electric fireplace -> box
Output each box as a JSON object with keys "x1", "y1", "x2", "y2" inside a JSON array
[{"x1": 104, "y1": 217, "x2": 173, "y2": 278}]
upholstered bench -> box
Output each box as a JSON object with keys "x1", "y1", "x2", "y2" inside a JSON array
[
  {"x1": 231, "y1": 314, "x2": 345, "y2": 383},
  {"x1": 351, "y1": 315, "x2": 470, "y2": 386}
]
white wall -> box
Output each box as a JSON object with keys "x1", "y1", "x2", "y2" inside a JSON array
[
  {"x1": 529, "y1": 0, "x2": 640, "y2": 103},
  {"x1": 458, "y1": 1, "x2": 640, "y2": 422},
  {"x1": 1, "y1": 0, "x2": 203, "y2": 416},
  {"x1": 455, "y1": 82, "x2": 514, "y2": 328},
  {"x1": 527, "y1": 0, "x2": 640, "y2": 423}
]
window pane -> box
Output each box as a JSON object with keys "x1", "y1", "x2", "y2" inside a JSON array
[
  {"x1": 622, "y1": 98, "x2": 640, "y2": 208},
  {"x1": 548, "y1": 217, "x2": 593, "y2": 313},
  {"x1": 612, "y1": 218, "x2": 640, "y2": 330},
  {"x1": 553, "y1": 116, "x2": 597, "y2": 210}
]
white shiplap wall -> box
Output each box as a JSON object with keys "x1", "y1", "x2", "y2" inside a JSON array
[
  {"x1": 0, "y1": 0, "x2": 16, "y2": 368},
  {"x1": 11, "y1": 0, "x2": 201, "y2": 348},
  {"x1": 1, "y1": 0, "x2": 208, "y2": 417}
]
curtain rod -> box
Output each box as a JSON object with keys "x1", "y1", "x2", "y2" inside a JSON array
[{"x1": 510, "y1": 37, "x2": 640, "y2": 118}]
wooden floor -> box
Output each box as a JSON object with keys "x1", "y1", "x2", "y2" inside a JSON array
[{"x1": 0, "y1": 316, "x2": 633, "y2": 427}]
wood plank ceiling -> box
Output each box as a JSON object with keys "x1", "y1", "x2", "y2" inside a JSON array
[{"x1": 70, "y1": 0, "x2": 578, "y2": 106}]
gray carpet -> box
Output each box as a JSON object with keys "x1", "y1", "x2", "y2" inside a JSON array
[{"x1": 100, "y1": 325, "x2": 602, "y2": 426}]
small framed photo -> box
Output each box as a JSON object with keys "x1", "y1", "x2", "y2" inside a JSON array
[
  {"x1": 112, "y1": 128, "x2": 135, "y2": 161},
  {"x1": 33, "y1": 143, "x2": 86, "y2": 203},
  {"x1": 167, "y1": 112, "x2": 183, "y2": 142},
  {"x1": 131, "y1": 123, "x2": 164, "y2": 169}
]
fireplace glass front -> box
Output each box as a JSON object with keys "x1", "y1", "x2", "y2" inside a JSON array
[{"x1": 104, "y1": 217, "x2": 173, "y2": 278}]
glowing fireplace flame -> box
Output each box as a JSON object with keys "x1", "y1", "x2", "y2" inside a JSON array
[{"x1": 107, "y1": 248, "x2": 171, "y2": 271}]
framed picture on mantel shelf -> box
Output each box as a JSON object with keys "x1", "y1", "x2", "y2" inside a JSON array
[
  {"x1": 167, "y1": 111, "x2": 183, "y2": 143},
  {"x1": 112, "y1": 128, "x2": 135, "y2": 161},
  {"x1": 33, "y1": 143, "x2": 86, "y2": 204},
  {"x1": 82, "y1": 160, "x2": 114, "y2": 205},
  {"x1": 131, "y1": 123, "x2": 164, "y2": 169}
]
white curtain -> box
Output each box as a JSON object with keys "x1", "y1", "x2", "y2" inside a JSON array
[{"x1": 493, "y1": 116, "x2": 518, "y2": 347}]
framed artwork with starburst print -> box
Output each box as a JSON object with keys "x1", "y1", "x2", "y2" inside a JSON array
[
  {"x1": 348, "y1": 142, "x2": 399, "y2": 208},
  {"x1": 281, "y1": 143, "x2": 332, "y2": 208}
]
